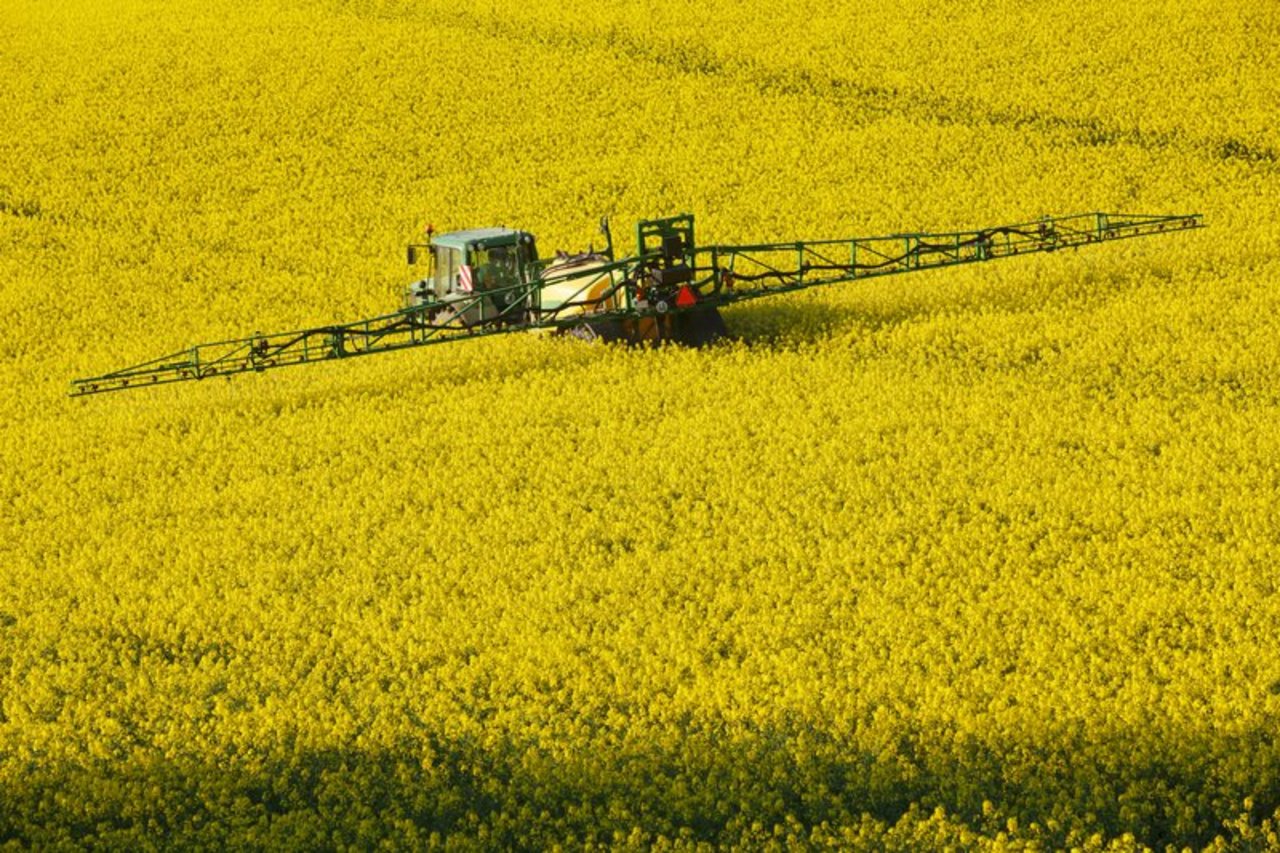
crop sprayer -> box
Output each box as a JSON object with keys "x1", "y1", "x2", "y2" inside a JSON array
[{"x1": 71, "y1": 211, "x2": 1203, "y2": 395}]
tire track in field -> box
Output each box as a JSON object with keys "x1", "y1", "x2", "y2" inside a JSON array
[{"x1": 440, "y1": 8, "x2": 1277, "y2": 171}]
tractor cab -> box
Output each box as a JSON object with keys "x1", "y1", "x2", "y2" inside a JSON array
[{"x1": 406, "y1": 227, "x2": 538, "y2": 309}]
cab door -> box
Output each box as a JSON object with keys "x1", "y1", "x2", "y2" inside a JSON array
[{"x1": 434, "y1": 245, "x2": 462, "y2": 295}]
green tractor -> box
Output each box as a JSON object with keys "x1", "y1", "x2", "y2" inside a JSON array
[{"x1": 405, "y1": 216, "x2": 728, "y2": 344}]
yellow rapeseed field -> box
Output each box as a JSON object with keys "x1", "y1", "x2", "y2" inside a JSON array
[{"x1": 3, "y1": 0, "x2": 1279, "y2": 847}]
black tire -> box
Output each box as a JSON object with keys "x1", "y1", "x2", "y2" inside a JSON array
[
  {"x1": 564, "y1": 317, "x2": 625, "y2": 343},
  {"x1": 672, "y1": 309, "x2": 728, "y2": 347}
]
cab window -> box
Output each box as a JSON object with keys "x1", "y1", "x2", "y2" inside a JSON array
[
  {"x1": 433, "y1": 246, "x2": 460, "y2": 292},
  {"x1": 473, "y1": 245, "x2": 515, "y2": 276}
]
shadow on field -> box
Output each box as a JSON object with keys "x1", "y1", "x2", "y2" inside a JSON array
[
  {"x1": 2, "y1": 717, "x2": 1276, "y2": 848},
  {"x1": 719, "y1": 245, "x2": 1187, "y2": 352},
  {"x1": 722, "y1": 297, "x2": 926, "y2": 347}
]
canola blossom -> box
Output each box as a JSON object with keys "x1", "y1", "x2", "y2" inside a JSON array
[{"x1": 2, "y1": 0, "x2": 1279, "y2": 848}]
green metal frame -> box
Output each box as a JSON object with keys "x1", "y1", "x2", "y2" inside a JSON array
[
  {"x1": 636, "y1": 214, "x2": 695, "y2": 258},
  {"x1": 70, "y1": 211, "x2": 1204, "y2": 396}
]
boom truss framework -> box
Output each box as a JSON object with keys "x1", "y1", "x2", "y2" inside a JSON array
[{"x1": 71, "y1": 211, "x2": 1202, "y2": 396}]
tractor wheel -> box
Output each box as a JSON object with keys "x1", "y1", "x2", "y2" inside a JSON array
[
  {"x1": 671, "y1": 308, "x2": 728, "y2": 347},
  {"x1": 564, "y1": 317, "x2": 625, "y2": 343}
]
